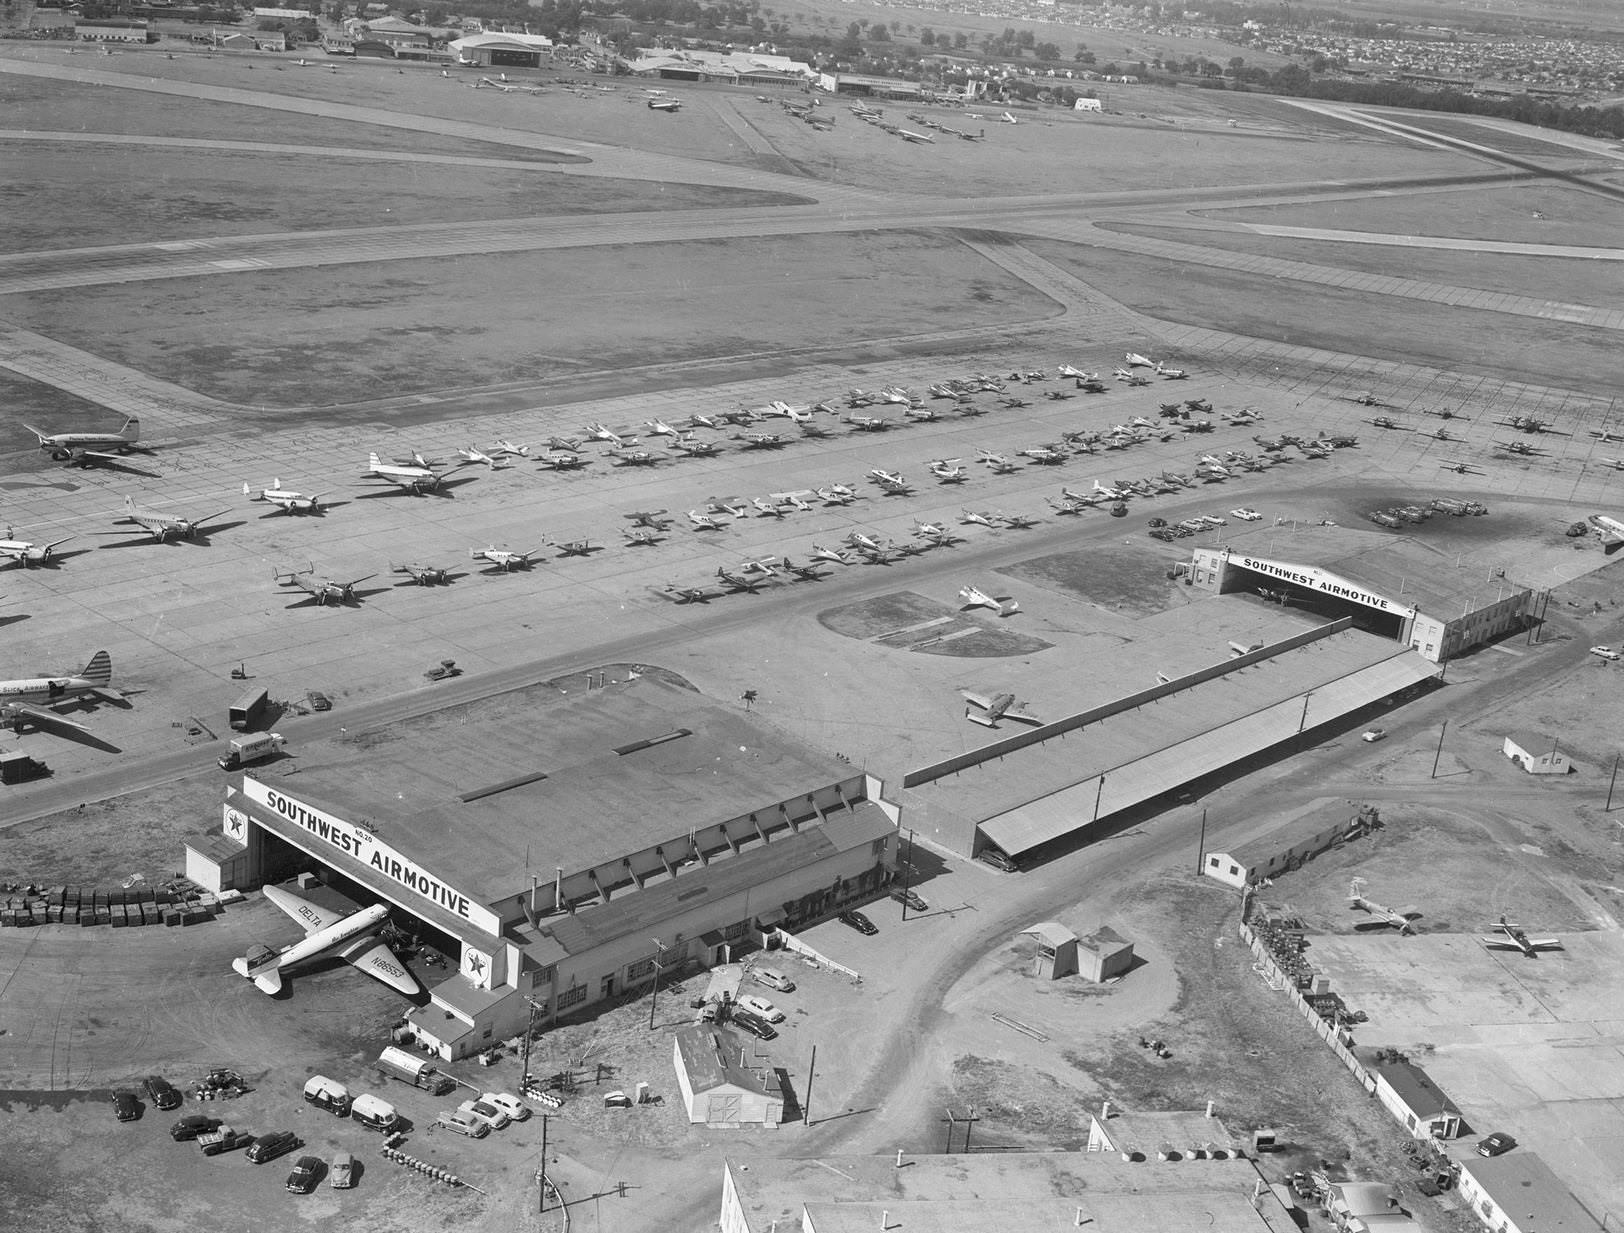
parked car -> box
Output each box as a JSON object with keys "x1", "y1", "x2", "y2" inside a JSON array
[
  {"x1": 1362, "y1": 728, "x2": 1387, "y2": 743},
  {"x1": 169, "y1": 1114, "x2": 220, "y2": 1142},
  {"x1": 1231, "y1": 507, "x2": 1261, "y2": 521},
  {"x1": 1178, "y1": 518, "x2": 1208, "y2": 532},
  {"x1": 484, "y1": 1092, "x2": 530, "y2": 1123},
  {"x1": 889, "y1": 886, "x2": 928, "y2": 912},
  {"x1": 112, "y1": 1090, "x2": 141, "y2": 1122},
  {"x1": 838, "y1": 909, "x2": 878, "y2": 936},
  {"x1": 199, "y1": 1126, "x2": 254, "y2": 1157},
  {"x1": 735, "y1": 993, "x2": 785, "y2": 1024},
  {"x1": 730, "y1": 1008, "x2": 778, "y2": 1040},
  {"x1": 978, "y1": 848, "x2": 1019, "y2": 872},
  {"x1": 1198, "y1": 514, "x2": 1227, "y2": 526},
  {"x1": 1477, "y1": 1132, "x2": 1516, "y2": 1158},
  {"x1": 1147, "y1": 517, "x2": 1167, "y2": 528},
  {"x1": 143, "y1": 1075, "x2": 182, "y2": 1111},
  {"x1": 246, "y1": 1130, "x2": 300, "y2": 1164},
  {"x1": 1589, "y1": 646, "x2": 1620, "y2": 661},
  {"x1": 751, "y1": 966, "x2": 795, "y2": 993},
  {"x1": 286, "y1": 1155, "x2": 323, "y2": 1194},
  {"x1": 329, "y1": 1151, "x2": 355, "y2": 1190},
  {"x1": 436, "y1": 1110, "x2": 489, "y2": 1139},
  {"x1": 459, "y1": 1098, "x2": 510, "y2": 1132}
]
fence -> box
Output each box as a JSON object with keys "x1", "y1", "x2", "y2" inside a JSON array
[{"x1": 1239, "y1": 918, "x2": 1374, "y2": 1094}]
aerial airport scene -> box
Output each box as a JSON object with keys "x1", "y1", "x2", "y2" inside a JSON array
[{"x1": 3, "y1": 0, "x2": 1624, "y2": 1228}]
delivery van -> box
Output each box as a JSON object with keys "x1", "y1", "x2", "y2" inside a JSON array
[
  {"x1": 219, "y1": 732, "x2": 286, "y2": 771},
  {"x1": 302, "y1": 1075, "x2": 350, "y2": 1116},
  {"x1": 350, "y1": 1093, "x2": 399, "y2": 1132},
  {"x1": 377, "y1": 1046, "x2": 457, "y2": 1096}
]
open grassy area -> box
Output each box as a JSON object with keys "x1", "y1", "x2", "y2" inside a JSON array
[{"x1": 10, "y1": 231, "x2": 1058, "y2": 407}]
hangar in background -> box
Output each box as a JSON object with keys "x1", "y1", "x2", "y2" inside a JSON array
[
  {"x1": 449, "y1": 32, "x2": 555, "y2": 67},
  {"x1": 187, "y1": 670, "x2": 898, "y2": 1059},
  {"x1": 899, "y1": 614, "x2": 1439, "y2": 864},
  {"x1": 1187, "y1": 524, "x2": 1536, "y2": 662}
]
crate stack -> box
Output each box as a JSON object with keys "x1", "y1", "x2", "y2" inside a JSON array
[{"x1": 0, "y1": 881, "x2": 228, "y2": 928}]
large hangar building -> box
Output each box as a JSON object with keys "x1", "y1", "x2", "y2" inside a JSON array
[
  {"x1": 187, "y1": 672, "x2": 899, "y2": 1059},
  {"x1": 1186, "y1": 524, "x2": 1535, "y2": 663}
]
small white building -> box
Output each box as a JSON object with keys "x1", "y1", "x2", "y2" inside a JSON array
[
  {"x1": 1454, "y1": 1153, "x2": 1601, "y2": 1233},
  {"x1": 1503, "y1": 732, "x2": 1569, "y2": 775},
  {"x1": 1074, "y1": 96, "x2": 1102, "y2": 111},
  {"x1": 78, "y1": 19, "x2": 152, "y2": 42},
  {"x1": 1205, "y1": 804, "x2": 1374, "y2": 889},
  {"x1": 673, "y1": 1025, "x2": 784, "y2": 1128},
  {"x1": 1371, "y1": 1059, "x2": 1462, "y2": 1139}
]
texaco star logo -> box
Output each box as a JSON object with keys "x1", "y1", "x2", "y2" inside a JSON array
[
  {"x1": 466, "y1": 953, "x2": 486, "y2": 977},
  {"x1": 226, "y1": 809, "x2": 245, "y2": 837}
]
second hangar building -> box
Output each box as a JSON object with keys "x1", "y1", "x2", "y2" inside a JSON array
[{"x1": 188, "y1": 670, "x2": 898, "y2": 1059}]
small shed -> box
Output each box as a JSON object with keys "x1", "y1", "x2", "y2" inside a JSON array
[
  {"x1": 1073, "y1": 97, "x2": 1102, "y2": 112},
  {"x1": 1078, "y1": 925, "x2": 1135, "y2": 982},
  {"x1": 1371, "y1": 1059, "x2": 1462, "y2": 1139},
  {"x1": 672, "y1": 1025, "x2": 783, "y2": 1128},
  {"x1": 1020, "y1": 921, "x2": 1078, "y2": 980},
  {"x1": 1503, "y1": 733, "x2": 1569, "y2": 775}
]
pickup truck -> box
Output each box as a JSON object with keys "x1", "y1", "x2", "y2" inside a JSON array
[{"x1": 198, "y1": 1125, "x2": 255, "y2": 1157}]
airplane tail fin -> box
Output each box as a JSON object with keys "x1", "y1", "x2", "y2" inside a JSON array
[
  {"x1": 367, "y1": 452, "x2": 382, "y2": 469},
  {"x1": 80, "y1": 651, "x2": 113, "y2": 686},
  {"x1": 21, "y1": 423, "x2": 50, "y2": 447},
  {"x1": 965, "y1": 709, "x2": 997, "y2": 728},
  {"x1": 232, "y1": 955, "x2": 251, "y2": 977},
  {"x1": 119, "y1": 416, "x2": 140, "y2": 441}
]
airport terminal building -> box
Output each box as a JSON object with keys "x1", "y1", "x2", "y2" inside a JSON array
[
  {"x1": 1186, "y1": 525, "x2": 1535, "y2": 663},
  {"x1": 187, "y1": 672, "x2": 899, "y2": 1058}
]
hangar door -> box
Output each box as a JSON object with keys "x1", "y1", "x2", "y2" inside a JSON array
[{"x1": 1224, "y1": 560, "x2": 1409, "y2": 641}]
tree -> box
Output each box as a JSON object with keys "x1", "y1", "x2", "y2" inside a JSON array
[
  {"x1": 952, "y1": 31, "x2": 967, "y2": 50},
  {"x1": 869, "y1": 23, "x2": 889, "y2": 42},
  {"x1": 919, "y1": 26, "x2": 934, "y2": 46},
  {"x1": 1033, "y1": 41, "x2": 1059, "y2": 62}
]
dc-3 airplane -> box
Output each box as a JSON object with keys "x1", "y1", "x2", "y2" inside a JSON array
[
  {"x1": 391, "y1": 561, "x2": 452, "y2": 585},
  {"x1": 471, "y1": 546, "x2": 539, "y2": 571},
  {"x1": 0, "y1": 526, "x2": 75, "y2": 568},
  {"x1": 244, "y1": 478, "x2": 326, "y2": 515},
  {"x1": 362, "y1": 452, "x2": 465, "y2": 494},
  {"x1": 23, "y1": 415, "x2": 149, "y2": 465},
  {"x1": 274, "y1": 563, "x2": 376, "y2": 606},
  {"x1": 1348, "y1": 879, "x2": 1421, "y2": 936},
  {"x1": 1480, "y1": 916, "x2": 1563, "y2": 958},
  {"x1": 1586, "y1": 514, "x2": 1624, "y2": 551},
  {"x1": 962, "y1": 689, "x2": 1041, "y2": 728},
  {"x1": 109, "y1": 495, "x2": 231, "y2": 543},
  {"x1": 233, "y1": 885, "x2": 419, "y2": 996},
  {"x1": 959, "y1": 585, "x2": 1019, "y2": 617},
  {"x1": 0, "y1": 649, "x2": 119, "y2": 736}
]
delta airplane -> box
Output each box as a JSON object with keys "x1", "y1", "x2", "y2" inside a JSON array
[{"x1": 233, "y1": 885, "x2": 418, "y2": 996}]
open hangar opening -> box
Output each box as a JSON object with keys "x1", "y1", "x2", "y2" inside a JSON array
[{"x1": 1218, "y1": 559, "x2": 1410, "y2": 642}]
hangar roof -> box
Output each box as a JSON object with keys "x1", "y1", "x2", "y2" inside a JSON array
[
  {"x1": 726, "y1": 1152, "x2": 1289, "y2": 1233},
  {"x1": 1458, "y1": 1153, "x2": 1601, "y2": 1233},
  {"x1": 277, "y1": 673, "x2": 850, "y2": 909},
  {"x1": 1214, "y1": 524, "x2": 1531, "y2": 619}
]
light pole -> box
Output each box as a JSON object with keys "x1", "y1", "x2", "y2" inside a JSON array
[{"x1": 647, "y1": 938, "x2": 667, "y2": 1031}]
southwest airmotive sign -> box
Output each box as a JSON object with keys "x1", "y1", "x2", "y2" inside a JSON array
[
  {"x1": 1234, "y1": 555, "x2": 1416, "y2": 620},
  {"x1": 240, "y1": 777, "x2": 500, "y2": 936}
]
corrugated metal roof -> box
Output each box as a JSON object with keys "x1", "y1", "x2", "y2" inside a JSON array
[
  {"x1": 674, "y1": 1025, "x2": 780, "y2": 1096},
  {"x1": 981, "y1": 652, "x2": 1437, "y2": 855}
]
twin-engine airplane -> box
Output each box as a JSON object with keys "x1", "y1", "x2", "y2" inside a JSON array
[
  {"x1": 233, "y1": 885, "x2": 419, "y2": 996},
  {"x1": 244, "y1": 478, "x2": 326, "y2": 515},
  {"x1": 962, "y1": 690, "x2": 1041, "y2": 728},
  {"x1": 24, "y1": 415, "x2": 148, "y2": 465},
  {"x1": 0, "y1": 650, "x2": 119, "y2": 736},
  {"x1": 0, "y1": 526, "x2": 74, "y2": 568},
  {"x1": 111, "y1": 495, "x2": 231, "y2": 543},
  {"x1": 959, "y1": 585, "x2": 1019, "y2": 617}
]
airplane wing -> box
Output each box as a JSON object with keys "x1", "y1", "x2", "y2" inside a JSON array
[
  {"x1": 1479, "y1": 936, "x2": 1520, "y2": 950},
  {"x1": 961, "y1": 691, "x2": 996, "y2": 711},
  {"x1": 263, "y1": 884, "x2": 343, "y2": 936},
  {"x1": 1003, "y1": 705, "x2": 1043, "y2": 726},
  {"x1": 1, "y1": 700, "x2": 92, "y2": 735},
  {"x1": 336, "y1": 936, "x2": 420, "y2": 995}
]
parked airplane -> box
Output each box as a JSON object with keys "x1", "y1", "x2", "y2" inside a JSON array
[
  {"x1": 456, "y1": 445, "x2": 502, "y2": 469},
  {"x1": 1493, "y1": 440, "x2": 1545, "y2": 455},
  {"x1": 962, "y1": 689, "x2": 1040, "y2": 728},
  {"x1": 913, "y1": 522, "x2": 962, "y2": 547},
  {"x1": 1155, "y1": 362, "x2": 1188, "y2": 380},
  {"x1": 1348, "y1": 879, "x2": 1420, "y2": 936},
  {"x1": 1000, "y1": 111, "x2": 1019, "y2": 124},
  {"x1": 244, "y1": 478, "x2": 326, "y2": 515},
  {"x1": 1588, "y1": 428, "x2": 1624, "y2": 443},
  {"x1": 1586, "y1": 513, "x2": 1624, "y2": 551},
  {"x1": 687, "y1": 510, "x2": 727, "y2": 531},
  {"x1": 362, "y1": 452, "x2": 462, "y2": 494},
  {"x1": 1018, "y1": 446, "x2": 1067, "y2": 465},
  {"x1": 663, "y1": 583, "x2": 717, "y2": 604},
  {"x1": 643, "y1": 418, "x2": 682, "y2": 438},
  {"x1": 1480, "y1": 916, "x2": 1563, "y2": 958},
  {"x1": 669, "y1": 437, "x2": 723, "y2": 458},
  {"x1": 584, "y1": 422, "x2": 632, "y2": 445},
  {"x1": 470, "y1": 546, "x2": 539, "y2": 571},
  {"x1": 647, "y1": 97, "x2": 682, "y2": 112},
  {"x1": 624, "y1": 509, "x2": 671, "y2": 528},
  {"x1": 959, "y1": 585, "x2": 1018, "y2": 617},
  {"x1": 1124, "y1": 352, "x2": 1155, "y2": 368},
  {"x1": 927, "y1": 459, "x2": 969, "y2": 483},
  {"x1": 551, "y1": 537, "x2": 599, "y2": 558},
  {"x1": 491, "y1": 439, "x2": 531, "y2": 458},
  {"x1": 390, "y1": 561, "x2": 451, "y2": 585},
  {"x1": 998, "y1": 396, "x2": 1030, "y2": 409},
  {"x1": 977, "y1": 451, "x2": 1019, "y2": 474},
  {"x1": 999, "y1": 511, "x2": 1039, "y2": 529},
  {"x1": 23, "y1": 415, "x2": 146, "y2": 463},
  {"x1": 898, "y1": 127, "x2": 935, "y2": 143},
  {"x1": 274, "y1": 562, "x2": 376, "y2": 606},
  {"x1": 809, "y1": 544, "x2": 850, "y2": 565},
  {"x1": 233, "y1": 885, "x2": 418, "y2": 996},
  {"x1": 716, "y1": 566, "x2": 765, "y2": 593},
  {"x1": 868, "y1": 468, "x2": 911, "y2": 491},
  {"x1": 546, "y1": 435, "x2": 585, "y2": 452},
  {"x1": 1495, "y1": 415, "x2": 1559, "y2": 434},
  {"x1": 111, "y1": 495, "x2": 231, "y2": 543},
  {"x1": 844, "y1": 414, "x2": 892, "y2": 432},
  {"x1": 751, "y1": 497, "x2": 789, "y2": 518},
  {"x1": 1369, "y1": 417, "x2": 1406, "y2": 430},
  {"x1": 0, "y1": 649, "x2": 118, "y2": 736},
  {"x1": 623, "y1": 527, "x2": 665, "y2": 547},
  {"x1": 1438, "y1": 460, "x2": 1482, "y2": 475},
  {"x1": 537, "y1": 452, "x2": 588, "y2": 470},
  {"x1": 733, "y1": 432, "x2": 787, "y2": 450},
  {"x1": 0, "y1": 527, "x2": 75, "y2": 568},
  {"x1": 777, "y1": 558, "x2": 828, "y2": 581}
]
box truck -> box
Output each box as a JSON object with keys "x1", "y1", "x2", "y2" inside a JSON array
[
  {"x1": 377, "y1": 1046, "x2": 457, "y2": 1095},
  {"x1": 218, "y1": 732, "x2": 286, "y2": 771}
]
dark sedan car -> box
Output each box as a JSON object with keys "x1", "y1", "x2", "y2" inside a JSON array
[
  {"x1": 1477, "y1": 1132, "x2": 1517, "y2": 1158},
  {"x1": 169, "y1": 1114, "x2": 220, "y2": 1142},
  {"x1": 143, "y1": 1075, "x2": 182, "y2": 1111},
  {"x1": 838, "y1": 909, "x2": 878, "y2": 936},
  {"x1": 729, "y1": 1008, "x2": 778, "y2": 1040},
  {"x1": 246, "y1": 1130, "x2": 300, "y2": 1165},
  {"x1": 112, "y1": 1090, "x2": 141, "y2": 1122},
  {"x1": 286, "y1": 1155, "x2": 323, "y2": 1194},
  {"x1": 889, "y1": 887, "x2": 928, "y2": 913}
]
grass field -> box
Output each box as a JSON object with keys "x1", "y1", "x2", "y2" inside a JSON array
[{"x1": 9, "y1": 231, "x2": 1059, "y2": 406}]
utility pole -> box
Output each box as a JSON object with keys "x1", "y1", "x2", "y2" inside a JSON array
[
  {"x1": 1430, "y1": 720, "x2": 1448, "y2": 780},
  {"x1": 536, "y1": 1112, "x2": 550, "y2": 1213},
  {"x1": 1607, "y1": 753, "x2": 1619, "y2": 813},
  {"x1": 804, "y1": 1043, "x2": 817, "y2": 1125},
  {"x1": 647, "y1": 938, "x2": 667, "y2": 1031},
  {"x1": 1195, "y1": 807, "x2": 1208, "y2": 877},
  {"x1": 519, "y1": 994, "x2": 546, "y2": 1089},
  {"x1": 1092, "y1": 774, "x2": 1106, "y2": 823},
  {"x1": 899, "y1": 829, "x2": 915, "y2": 921}
]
